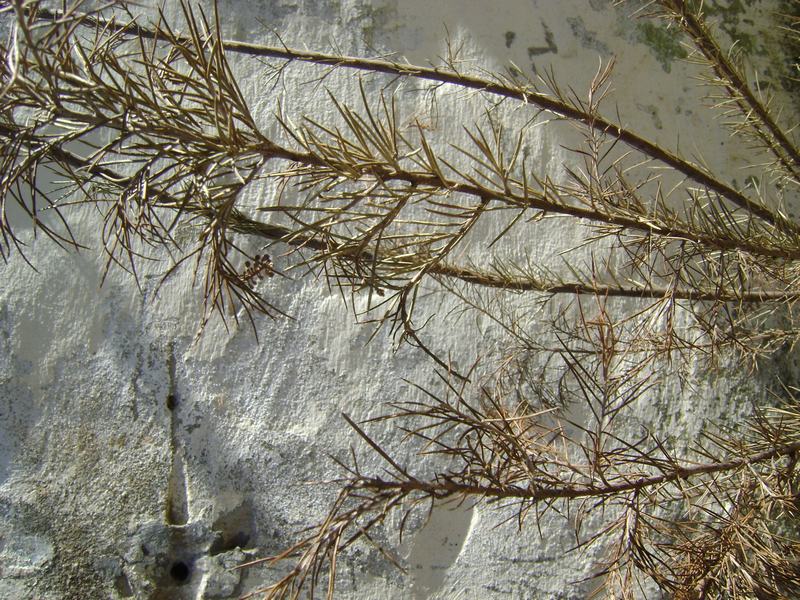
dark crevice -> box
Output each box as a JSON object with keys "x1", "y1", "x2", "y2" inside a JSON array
[
  {"x1": 165, "y1": 342, "x2": 189, "y2": 526},
  {"x1": 209, "y1": 530, "x2": 251, "y2": 555},
  {"x1": 114, "y1": 572, "x2": 134, "y2": 597},
  {"x1": 209, "y1": 502, "x2": 255, "y2": 555}
]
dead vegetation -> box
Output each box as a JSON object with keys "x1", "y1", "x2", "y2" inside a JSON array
[{"x1": 1, "y1": 0, "x2": 799, "y2": 597}]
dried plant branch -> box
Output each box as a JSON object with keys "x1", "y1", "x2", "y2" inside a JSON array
[
  {"x1": 1, "y1": 1, "x2": 799, "y2": 598},
  {"x1": 631, "y1": 0, "x2": 800, "y2": 186},
  {"x1": 246, "y1": 362, "x2": 800, "y2": 599},
  {"x1": 24, "y1": 1, "x2": 796, "y2": 233}
]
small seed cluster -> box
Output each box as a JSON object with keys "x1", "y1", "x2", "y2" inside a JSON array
[{"x1": 240, "y1": 254, "x2": 273, "y2": 288}]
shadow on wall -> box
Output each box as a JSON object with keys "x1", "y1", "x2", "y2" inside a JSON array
[{"x1": 406, "y1": 503, "x2": 474, "y2": 599}]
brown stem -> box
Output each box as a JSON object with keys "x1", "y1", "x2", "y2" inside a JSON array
[
  {"x1": 355, "y1": 439, "x2": 800, "y2": 503},
  {"x1": 3, "y1": 123, "x2": 798, "y2": 300},
  {"x1": 28, "y1": 4, "x2": 799, "y2": 235},
  {"x1": 246, "y1": 140, "x2": 800, "y2": 260},
  {"x1": 658, "y1": 0, "x2": 800, "y2": 181}
]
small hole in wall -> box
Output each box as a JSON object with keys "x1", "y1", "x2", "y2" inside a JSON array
[
  {"x1": 166, "y1": 394, "x2": 177, "y2": 411},
  {"x1": 169, "y1": 561, "x2": 190, "y2": 583}
]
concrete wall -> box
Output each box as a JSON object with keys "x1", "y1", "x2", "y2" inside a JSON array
[{"x1": 0, "y1": 1, "x2": 794, "y2": 598}]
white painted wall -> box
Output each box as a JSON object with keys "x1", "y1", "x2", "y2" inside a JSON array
[{"x1": 0, "y1": 1, "x2": 793, "y2": 598}]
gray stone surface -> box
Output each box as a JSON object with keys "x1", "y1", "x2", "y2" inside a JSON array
[{"x1": 0, "y1": 1, "x2": 794, "y2": 598}]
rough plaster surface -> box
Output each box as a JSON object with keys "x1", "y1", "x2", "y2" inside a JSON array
[{"x1": 0, "y1": 1, "x2": 795, "y2": 598}]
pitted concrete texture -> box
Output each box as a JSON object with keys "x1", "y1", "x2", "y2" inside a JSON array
[{"x1": 0, "y1": 1, "x2": 795, "y2": 598}]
